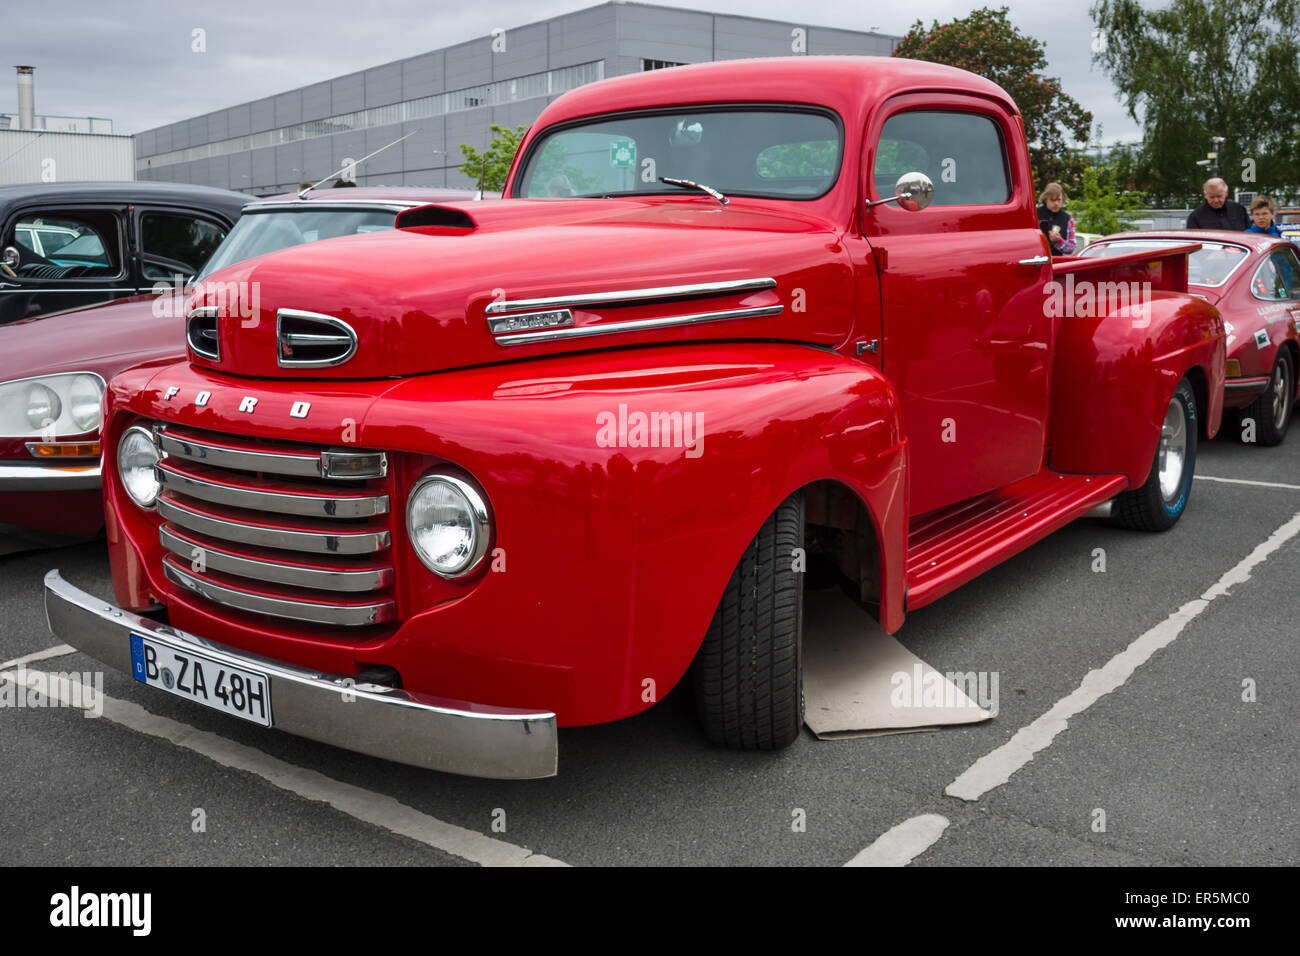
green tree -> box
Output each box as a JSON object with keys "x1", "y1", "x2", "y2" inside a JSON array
[
  {"x1": 1091, "y1": 0, "x2": 1300, "y2": 204},
  {"x1": 1069, "y1": 164, "x2": 1147, "y2": 233},
  {"x1": 458, "y1": 124, "x2": 528, "y2": 193},
  {"x1": 892, "y1": 6, "x2": 1094, "y2": 191}
]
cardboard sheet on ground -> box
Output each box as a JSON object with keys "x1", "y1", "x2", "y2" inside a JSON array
[{"x1": 802, "y1": 590, "x2": 993, "y2": 739}]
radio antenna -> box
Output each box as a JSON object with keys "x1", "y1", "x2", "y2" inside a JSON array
[{"x1": 299, "y1": 129, "x2": 420, "y2": 199}]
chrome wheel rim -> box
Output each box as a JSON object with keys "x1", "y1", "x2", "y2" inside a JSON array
[
  {"x1": 1158, "y1": 398, "x2": 1188, "y2": 502},
  {"x1": 1272, "y1": 360, "x2": 1291, "y2": 430}
]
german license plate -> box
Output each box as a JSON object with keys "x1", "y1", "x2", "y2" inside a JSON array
[{"x1": 129, "y1": 634, "x2": 271, "y2": 726}]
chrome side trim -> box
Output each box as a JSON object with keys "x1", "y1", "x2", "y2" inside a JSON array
[
  {"x1": 0, "y1": 460, "x2": 101, "y2": 491},
  {"x1": 484, "y1": 277, "x2": 778, "y2": 314},
  {"x1": 156, "y1": 461, "x2": 389, "y2": 518},
  {"x1": 239, "y1": 199, "x2": 427, "y2": 213},
  {"x1": 162, "y1": 558, "x2": 395, "y2": 626},
  {"x1": 159, "y1": 526, "x2": 392, "y2": 592},
  {"x1": 494, "y1": 304, "x2": 784, "y2": 347},
  {"x1": 158, "y1": 497, "x2": 390, "y2": 555},
  {"x1": 44, "y1": 570, "x2": 557, "y2": 778},
  {"x1": 156, "y1": 427, "x2": 323, "y2": 479},
  {"x1": 1224, "y1": 377, "x2": 1271, "y2": 393},
  {"x1": 276, "y1": 309, "x2": 358, "y2": 368}
]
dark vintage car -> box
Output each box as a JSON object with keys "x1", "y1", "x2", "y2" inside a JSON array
[
  {"x1": 0, "y1": 181, "x2": 249, "y2": 325},
  {"x1": 1080, "y1": 230, "x2": 1300, "y2": 444},
  {"x1": 0, "y1": 187, "x2": 480, "y2": 552}
]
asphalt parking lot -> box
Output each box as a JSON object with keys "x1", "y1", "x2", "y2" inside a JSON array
[{"x1": 1, "y1": 430, "x2": 1296, "y2": 867}]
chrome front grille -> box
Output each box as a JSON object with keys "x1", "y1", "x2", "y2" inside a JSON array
[{"x1": 151, "y1": 424, "x2": 396, "y2": 628}]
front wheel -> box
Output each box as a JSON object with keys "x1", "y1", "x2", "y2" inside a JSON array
[
  {"x1": 693, "y1": 491, "x2": 804, "y2": 750},
  {"x1": 1112, "y1": 377, "x2": 1197, "y2": 532}
]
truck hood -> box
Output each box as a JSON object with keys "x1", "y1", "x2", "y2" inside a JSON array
[{"x1": 187, "y1": 198, "x2": 855, "y2": 379}]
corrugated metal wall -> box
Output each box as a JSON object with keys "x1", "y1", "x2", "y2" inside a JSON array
[{"x1": 0, "y1": 129, "x2": 134, "y2": 185}]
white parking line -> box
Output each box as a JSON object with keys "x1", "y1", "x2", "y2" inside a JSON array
[
  {"x1": 0, "y1": 644, "x2": 76, "y2": 670},
  {"x1": 1195, "y1": 475, "x2": 1300, "y2": 491},
  {"x1": 2, "y1": 667, "x2": 569, "y2": 867},
  {"x1": 844, "y1": 814, "x2": 949, "y2": 867},
  {"x1": 846, "y1": 509, "x2": 1300, "y2": 866},
  {"x1": 947, "y1": 510, "x2": 1300, "y2": 801}
]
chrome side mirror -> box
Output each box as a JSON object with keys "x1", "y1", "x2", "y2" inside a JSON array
[
  {"x1": 893, "y1": 171, "x2": 934, "y2": 211},
  {"x1": 865, "y1": 171, "x2": 935, "y2": 212}
]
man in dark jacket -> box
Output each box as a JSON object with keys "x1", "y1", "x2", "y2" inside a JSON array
[{"x1": 1186, "y1": 178, "x2": 1250, "y2": 230}]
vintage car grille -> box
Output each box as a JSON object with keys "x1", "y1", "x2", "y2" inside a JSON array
[{"x1": 151, "y1": 424, "x2": 396, "y2": 628}]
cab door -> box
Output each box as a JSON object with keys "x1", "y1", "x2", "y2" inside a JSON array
[{"x1": 863, "y1": 94, "x2": 1052, "y2": 516}]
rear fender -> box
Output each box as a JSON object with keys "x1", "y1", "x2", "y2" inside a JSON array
[{"x1": 1049, "y1": 291, "x2": 1224, "y2": 482}]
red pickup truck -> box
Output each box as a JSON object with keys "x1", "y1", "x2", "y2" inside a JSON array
[{"x1": 45, "y1": 57, "x2": 1224, "y2": 778}]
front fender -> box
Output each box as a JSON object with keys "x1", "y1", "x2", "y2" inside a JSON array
[
  {"x1": 102, "y1": 344, "x2": 906, "y2": 727},
  {"x1": 361, "y1": 342, "x2": 907, "y2": 725},
  {"x1": 1049, "y1": 292, "x2": 1224, "y2": 482}
]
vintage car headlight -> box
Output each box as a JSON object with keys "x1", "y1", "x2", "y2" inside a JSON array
[
  {"x1": 406, "y1": 474, "x2": 490, "y2": 577},
  {"x1": 0, "y1": 372, "x2": 105, "y2": 438},
  {"x1": 117, "y1": 425, "x2": 162, "y2": 508},
  {"x1": 26, "y1": 383, "x2": 61, "y2": 429},
  {"x1": 67, "y1": 375, "x2": 103, "y2": 432}
]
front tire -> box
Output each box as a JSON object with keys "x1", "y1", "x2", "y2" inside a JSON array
[
  {"x1": 1112, "y1": 377, "x2": 1197, "y2": 532},
  {"x1": 693, "y1": 491, "x2": 804, "y2": 750},
  {"x1": 1242, "y1": 350, "x2": 1294, "y2": 447}
]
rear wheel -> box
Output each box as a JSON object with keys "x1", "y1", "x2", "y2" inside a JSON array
[
  {"x1": 1242, "y1": 350, "x2": 1294, "y2": 447},
  {"x1": 693, "y1": 491, "x2": 804, "y2": 750},
  {"x1": 1112, "y1": 377, "x2": 1197, "y2": 532}
]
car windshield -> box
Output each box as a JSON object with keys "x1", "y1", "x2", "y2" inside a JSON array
[
  {"x1": 196, "y1": 206, "x2": 397, "y2": 281},
  {"x1": 514, "y1": 108, "x2": 843, "y2": 200},
  {"x1": 1078, "y1": 239, "x2": 1251, "y2": 287}
]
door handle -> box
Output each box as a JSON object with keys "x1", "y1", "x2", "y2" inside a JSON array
[{"x1": 1018, "y1": 255, "x2": 1050, "y2": 266}]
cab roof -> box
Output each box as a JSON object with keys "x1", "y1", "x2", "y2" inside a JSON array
[{"x1": 531, "y1": 56, "x2": 1021, "y2": 130}]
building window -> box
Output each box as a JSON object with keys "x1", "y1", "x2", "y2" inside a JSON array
[{"x1": 642, "y1": 59, "x2": 686, "y2": 72}]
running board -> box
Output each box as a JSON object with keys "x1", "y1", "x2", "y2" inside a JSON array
[{"x1": 906, "y1": 471, "x2": 1128, "y2": 611}]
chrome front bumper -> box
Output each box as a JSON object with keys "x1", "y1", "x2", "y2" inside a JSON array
[
  {"x1": 0, "y1": 460, "x2": 101, "y2": 490},
  {"x1": 43, "y1": 570, "x2": 558, "y2": 779}
]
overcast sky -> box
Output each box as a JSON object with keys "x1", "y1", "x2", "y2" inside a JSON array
[{"x1": 1, "y1": 0, "x2": 1144, "y2": 144}]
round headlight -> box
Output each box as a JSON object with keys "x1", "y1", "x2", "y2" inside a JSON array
[
  {"x1": 117, "y1": 425, "x2": 161, "y2": 508},
  {"x1": 26, "y1": 383, "x2": 61, "y2": 430},
  {"x1": 68, "y1": 375, "x2": 104, "y2": 433},
  {"x1": 406, "y1": 475, "x2": 490, "y2": 577}
]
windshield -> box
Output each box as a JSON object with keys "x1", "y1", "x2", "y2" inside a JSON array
[
  {"x1": 197, "y1": 207, "x2": 396, "y2": 280},
  {"x1": 1078, "y1": 239, "x2": 1251, "y2": 287},
  {"x1": 514, "y1": 108, "x2": 842, "y2": 200}
]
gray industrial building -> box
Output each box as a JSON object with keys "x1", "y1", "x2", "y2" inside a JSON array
[{"x1": 135, "y1": 1, "x2": 898, "y2": 195}]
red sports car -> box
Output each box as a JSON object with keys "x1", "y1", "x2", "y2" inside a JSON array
[
  {"x1": 0, "y1": 187, "x2": 479, "y2": 553},
  {"x1": 1080, "y1": 231, "x2": 1299, "y2": 445}
]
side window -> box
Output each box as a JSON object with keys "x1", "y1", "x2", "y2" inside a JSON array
[
  {"x1": 140, "y1": 213, "x2": 227, "y2": 276},
  {"x1": 4, "y1": 212, "x2": 121, "y2": 274},
  {"x1": 1251, "y1": 247, "x2": 1300, "y2": 300},
  {"x1": 874, "y1": 110, "x2": 1010, "y2": 206}
]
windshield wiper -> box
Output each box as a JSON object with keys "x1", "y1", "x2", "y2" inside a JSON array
[{"x1": 659, "y1": 177, "x2": 728, "y2": 205}]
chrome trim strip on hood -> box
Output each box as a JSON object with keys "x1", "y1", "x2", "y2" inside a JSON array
[
  {"x1": 494, "y1": 304, "x2": 784, "y2": 347},
  {"x1": 484, "y1": 277, "x2": 778, "y2": 314}
]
